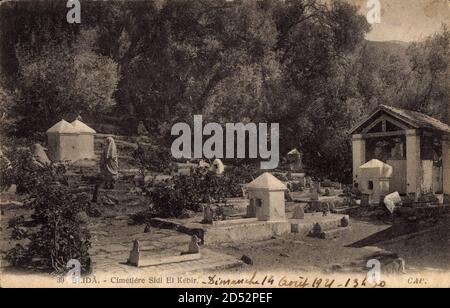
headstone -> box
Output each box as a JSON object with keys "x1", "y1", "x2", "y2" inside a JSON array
[
  {"x1": 137, "y1": 121, "x2": 149, "y2": 135},
  {"x1": 188, "y1": 235, "x2": 200, "y2": 254},
  {"x1": 341, "y1": 216, "x2": 349, "y2": 227},
  {"x1": 210, "y1": 159, "x2": 225, "y2": 175},
  {"x1": 292, "y1": 205, "x2": 305, "y2": 219},
  {"x1": 311, "y1": 223, "x2": 323, "y2": 238},
  {"x1": 444, "y1": 195, "x2": 450, "y2": 204},
  {"x1": 92, "y1": 184, "x2": 100, "y2": 203},
  {"x1": 287, "y1": 149, "x2": 303, "y2": 171},
  {"x1": 127, "y1": 240, "x2": 140, "y2": 266},
  {"x1": 133, "y1": 174, "x2": 145, "y2": 187},
  {"x1": 310, "y1": 183, "x2": 319, "y2": 201},
  {"x1": 6, "y1": 184, "x2": 17, "y2": 194},
  {"x1": 203, "y1": 205, "x2": 214, "y2": 224},
  {"x1": 361, "y1": 194, "x2": 370, "y2": 207},
  {"x1": 285, "y1": 190, "x2": 293, "y2": 202},
  {"x1": 31, "y1": 143, "x2": 51, "y2": 167}
]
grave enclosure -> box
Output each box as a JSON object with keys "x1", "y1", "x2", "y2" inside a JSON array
[{"x1": 153, "y1": 173, "x2": 351, "y2": 246}]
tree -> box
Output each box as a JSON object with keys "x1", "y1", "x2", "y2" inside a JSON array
[
  {"x1": 270, "y1": 0, "x2": 370, "y2": 182},
  {"x1": 11, "y1": 30, "x2": 118, "y2": 137},
  {"x1": 401, "y1": 26, "x2": 450, "y2": 120}
]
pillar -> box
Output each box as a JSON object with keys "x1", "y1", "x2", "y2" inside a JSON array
[
  {"x1": 406, "y1": 130, "x2": 421, "y2": 199},
  {"x1": 352, "y1": 134, "x2": 366, "y2": 184},
  {"x1": 443, "y1": 137, "x2": 450, "y2": 196}
]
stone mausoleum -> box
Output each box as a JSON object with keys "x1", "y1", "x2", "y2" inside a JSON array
[
  {"x1": 351, "y1": 105, "x2": 450, "y2": 201},
  {"x1": 46, "y1": 119, "x2": 96, "y2": 162}
]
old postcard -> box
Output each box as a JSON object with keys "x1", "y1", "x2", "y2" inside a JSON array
[{"x1": 1, "y1": 0, "x2": 449, "y2": 290}]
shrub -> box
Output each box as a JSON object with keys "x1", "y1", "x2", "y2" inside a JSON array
[
  {"x1": 148, "y1": 179, "x2": 202, "y2": 218},
  {"x1": 1, "y1": 147, "x2": 67, "y2": 194},
  {"x1": 147, "y1": 165, "x2": 266, "y2": 218},
  {"x1": 132, "y1": 143, "x2": 176, "y2": 175},
  {"x1": 29, "y1": 184, "x2": 92, "y2": 273},
  {"x1": 147, "y1": 167, "x2": 249, "y2": 218},
  {"x1": 6, "y1": 158, "x2": 92, "y2": 273},
  {"x1": 6, "y1": 244, "x2": 31, "y2": 267},
  {"x1": 147, "y1": 168, "x2": 213, "y2": 218}
]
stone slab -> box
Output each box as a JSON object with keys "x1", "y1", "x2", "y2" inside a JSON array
[
  {"x1": 290, "y1": 213, "x2": 350, "y2": 236},
  {"x1": 212, "y1": 218, "x2": 257, "y2": 226},
  {"x1": 129, "y1": 253, "x2": 202, "y2": 268},
  {"x1": 204, "y1": 220, "x2": 291, "y2": 245},
  {"x1": 319, "y1": 227, "x2": 352, "y2": 239}
]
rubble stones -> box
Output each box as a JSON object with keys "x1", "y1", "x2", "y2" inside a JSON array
[
  {"x1": 188, "y1": 235, "x2": 201, "y2": 254},
  {"x1": 240, "y1": 255, "x2": 253, "y2": 265}
]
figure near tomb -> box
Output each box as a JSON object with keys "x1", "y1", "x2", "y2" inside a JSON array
[{"x1": 100, "y1": 137, "x2": 119, "y2": 189}]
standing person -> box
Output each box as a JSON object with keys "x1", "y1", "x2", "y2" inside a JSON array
[{"x1": 100, "y1": 137, "x2": 119, "y2": 189}]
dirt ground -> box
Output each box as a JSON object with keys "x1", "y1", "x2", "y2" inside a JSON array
[
  {"x1": 209, "y1": 217, "x2": 450, "y2": 273},
  {"x1": 2, "y1": 186, "x2": 450, "y2": 276}
]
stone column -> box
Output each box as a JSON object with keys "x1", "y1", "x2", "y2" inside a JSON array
[
  {"x1": 352, "y1": 134, "x2": 366, "y2": 184},
  {"x1": 442, "y1": 137, "x2": 450, "y2": 197},
  {"x1": 406, "y1": 130, "x2": 421, "y2": 199}
]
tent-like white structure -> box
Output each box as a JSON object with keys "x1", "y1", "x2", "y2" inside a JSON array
[
  {"x1": 71, "y1": 120, "x2": 96, "y2": 161},
  {"x1": 46, "y1": 119, "x2": 96, "y2": 162}
]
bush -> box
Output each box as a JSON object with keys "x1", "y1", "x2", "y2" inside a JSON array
[
  {"x1": 6, "y1": 160, "x2": 92, "y2": 273},
  {"x1": 30, "y1": 184, "x2": 91, "y2": 273},
  {"x1": 147, "y1": 167, "x2": 251, "y2": 218},
  {"x1": 1, "y1": 147, "x2": 67, "y2": 194},
  {"x1": 146, "y1": 164, "x2": 267, "y2": 218},
  {"x1": 148, "y1": 179, "x2": 202, "y2": 218},
  {"x1": 6, "y1": 244, "x2": 31, "y2": 267},
  {"x1": 147, "y1": 168, "x2": 214, "y2": 218},
  {"x1": 132, "y1": 143, "x2": 176, "y2": 175}
]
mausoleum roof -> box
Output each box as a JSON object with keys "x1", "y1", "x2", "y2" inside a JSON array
[
  {"x1": 71, "y1": 120, "x2": 96, "y2": 134},
  {"x1": 358, "y1": 159, "x2": 393, "y2": 178},
  {"x1": 350, "y1": 104, "x2": 450, "y2": 134},
  {"x1": 46, "y1": 120, "x2": 78, "y2": 134},
  {"x1": 287, "y1": 149, "x2": 301, "y2": 155},
  {"x1": 246, "y1": 172, "x2": 287, "y2": 191}
]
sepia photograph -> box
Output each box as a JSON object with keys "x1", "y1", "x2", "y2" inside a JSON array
[{"x1": 0, "y1": 0, "x2": 449, "y2": 290}]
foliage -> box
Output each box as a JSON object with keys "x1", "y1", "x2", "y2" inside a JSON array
[
  {"x1": 6, "y1": 244, "x2": 31, "y2": 268},
  {"x1": 7, "y1": 183, "x2": 92, "y2": 273},
  {"x1": 8, "y1": 29, "x2": 118, "y2": 136},
  {"x1": 147, "y1": 167, "x2": 258, "y2": 218},
  {"x1": 132, "y1": 143, "x2": 176, "y2": 175},
  {"x1": 0, "y1": 147, "x2": 66, "y2": 194},
  {"x1": 27, "y1": 184, "x2": 92, "y2": 273},
  {"x1": 1, "y1": 1, "x2": 449, "y2": 184},
  {"x1": 4, "y1": 151, "x2": 92, "y2": 273}
]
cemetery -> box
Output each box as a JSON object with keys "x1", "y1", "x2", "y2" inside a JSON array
[{"x1": 1, "y1": 104, "x2": 450, "y2": 278}]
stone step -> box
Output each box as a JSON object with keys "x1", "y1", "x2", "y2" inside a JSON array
[{"x1": 317, "y1": 226, "x2": 351, "y2": 240}]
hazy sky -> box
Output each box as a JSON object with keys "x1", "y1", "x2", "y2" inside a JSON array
[{"x1": 346, "y1": 0, "x2": 450, "y2": 42}]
